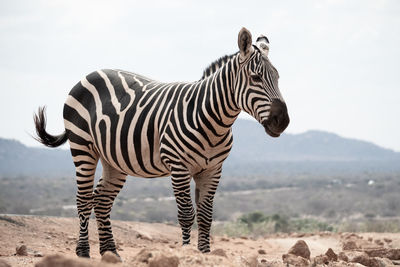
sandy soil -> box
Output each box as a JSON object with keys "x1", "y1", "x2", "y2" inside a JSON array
[{"x1": 1, "y1": 215, "x2": 400, "y2": 266}]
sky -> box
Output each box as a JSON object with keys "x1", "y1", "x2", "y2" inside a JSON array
[{"x1": 1, "y1": 0, "x2": 399, "y2": 151}]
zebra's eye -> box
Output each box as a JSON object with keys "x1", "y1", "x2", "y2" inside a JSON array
[{"x1": 251, "y1": 74, "x2": 263, "y2": 83}]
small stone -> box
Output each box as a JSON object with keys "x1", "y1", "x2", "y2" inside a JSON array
[
  {"x1": 312, "y1": 255, "x2": 329, "y2": 265},
  {"x1": 370, "y1": 257, "x2": 394, "y2": 266},
  {"x1": 210, "y1": 248, "x2": 227, "y2": 257},
  {"x1": 148, "y1": 254, "x2": 179, "y2": 267},
  {"x1": 282, "y1": 253, "x2": 310, "y2": 266},
  {"x1": 16, "y1": 245, "x2": 28, "y2": 256},
  {"x1": 287, "y1": 240, "x2": 311, "y2": 259},
  {"x1": 384, "y1": 238, "x2": 392, "y2": 243},
  {"x1": 136, "y1": 232, "x2": 153, "y2": 241},
  {"x1": 135, "y1": 248, "x2": 153, "y2": 263},
  {"x1": 325, "y1": 248, "x2": 338, "y2": 261},
  {"x1": 343, "y1": 240, "x2": 358, "y2": 250},
  {"x1": 220, "y1": 237, "x2": 230, "y2": 242},
  {"x1": 33, "y1": 251, "x2": 44, "y2": 257},
  {"x1": 343, "y1": 251, "x2": 371, "y2": 266},
  {"x1": 258, "y1": 249, "x2": 266, "y2": 255},
  {"x1": 35, "y1": 254, "x2": 93, "y2": 267},
  {"x1": 101, "y1": 251, "x2": 121, "y2": 263},
  {"x1": 338, "y1": 252, "x2": 349, "y2": 262},
  {"x1": 363, "y1": 248, "x2": 400, "y2": 260}
]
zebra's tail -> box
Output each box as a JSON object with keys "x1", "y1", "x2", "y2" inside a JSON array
[{"x1": 33, "y1": 106, "x2": 68, "y2": 148}]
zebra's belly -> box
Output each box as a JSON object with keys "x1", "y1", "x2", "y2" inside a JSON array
[{"x1": 97, "y1": 139, "x2": 171, "y2": 178}]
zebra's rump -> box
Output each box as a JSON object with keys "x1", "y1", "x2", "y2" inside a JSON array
[{"x1": 63, "y1": 69, "x2": 171, "y2": 178}]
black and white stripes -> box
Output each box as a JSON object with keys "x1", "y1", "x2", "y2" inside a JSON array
[{"x1": 33, "y1": 27, "x2": 289, "y2": 257}]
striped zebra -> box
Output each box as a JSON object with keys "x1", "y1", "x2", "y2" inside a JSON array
[{"x1": 33, "y1": 27, "x2": 289, "y2": 257}]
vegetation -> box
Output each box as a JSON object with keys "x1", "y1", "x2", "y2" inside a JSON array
[{"x1": 1, "y1": 171, "x2": 400, "y2": 236}]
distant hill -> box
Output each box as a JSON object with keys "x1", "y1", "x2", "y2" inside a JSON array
[
  {"x1": 1, "y1": 119, "x2": 399, "y2": 176},
  {"x1": 229, "y1": 119, "x2": 400, "y2": 162},
  {"x1": 0, "y1": 138, "x2": 73, "y2": 176}
]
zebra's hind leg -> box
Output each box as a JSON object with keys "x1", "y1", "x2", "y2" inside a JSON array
[
  {"x1": 93, "y1": 159, "x2": 127, "y2": 257},
  {"x1": 72, "y1": 147, "x2": 99, "y2": 258},
  {"x1": 194, "y1": 167, "x2": 221, "y2": 253},
  {"x1": 171, "y1": 165, "x2": 195, "y2": 246}
]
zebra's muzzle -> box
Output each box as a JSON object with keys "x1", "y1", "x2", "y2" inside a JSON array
[{"x1": 263, "y1": 99, "x2": 290, "y2": 138}]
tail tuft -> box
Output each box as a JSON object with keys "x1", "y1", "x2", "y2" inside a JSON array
[{"x1": 33, "y1": 106, "x2": 67, "y2": 148}]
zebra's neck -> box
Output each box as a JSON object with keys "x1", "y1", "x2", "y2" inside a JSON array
[
  {"x1": 195, "y1": 54, "x2": 241, "y2": 135},
  {"x1": 201, "y1": 52, "x2": 238, "y2": 80}
]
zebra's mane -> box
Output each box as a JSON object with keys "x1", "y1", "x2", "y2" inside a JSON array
[{"x1": 201, "y1": 52, "x2": 238, "y2": 80}]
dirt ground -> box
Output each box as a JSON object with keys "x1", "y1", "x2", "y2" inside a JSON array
[{"x1": 1, "y1": 215, "x2": 400, "y2": 266}]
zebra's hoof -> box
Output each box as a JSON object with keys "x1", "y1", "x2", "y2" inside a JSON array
[
  {"x1": 76, "y1": 251, "x2": 90, "y2": 258},
  {"x1": 101, "y1": 251, "x2": 122, "y2": 263}
]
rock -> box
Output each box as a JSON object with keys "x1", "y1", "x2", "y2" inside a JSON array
[
  {"x1": 148, "y1": 254, "x2": 179, "y2": 267},
  {"x1": 383, "y1": 238, "x2": 392, "y2": 243},
  {"x1": 343, "y1": 251, "x2": 371, "y2": 266},
  {"x1": 33, "y1": 251, "x2": 44, "y2": 257},
  {"x1": 220, "y1": 237, "x2": 230, "y2": 242},
  {"x1": 258, "y1": 249, "x2": 267, "y2": 255},
  {"x1": 312, "y1": 255, "x2": 329, "y2": 265},
  {"x1": 338, "y1": 252, "x2": 349, "y2": 262},
  {"x1": 328, "y1": 261, "x2": 367, "y2": 267},
  {"x1": 343, "y1": 241, "x2": 358, "y2": 250},
  {"x1": 369, "y1": 257, "x2": 394, "y2": 267},
  {"x1": 35, "y1": 254, "x2": 94, "y2": 267},
  {"x1": 135, "y1": 248, "x2": 153, "y2": 263},
  {"x1": 287, "y1": 240, "x2": 311, "y2": 260},
  {"x1": 325, "y1": 248, "x2": 338, "y2": 261},
  {"x1": 101, "y1": 251, "x2": 121, "y2": 263},
  {"x1": 258, "y1": 260, "x2": 285, "y2": 267},
  {"x1": 282, "y1": 253, "x2": 310, "y2": 266},
  {"x1": 136, "y1": 232, "x2": 153, "y2": 241},
  {"x1": 210, "y1": 248, "x2": 227, "y2": 257},
  {"x1": 363, "y1": 248, "x2": 400, "y2": 260},
  {"x1": 0, "y1": 259, "x2": 11, "y2": 267},
  {"x1": 16, "y1": 245, "x2": 28, "y2": 256}
]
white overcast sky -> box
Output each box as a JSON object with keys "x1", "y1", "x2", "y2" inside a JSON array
[{"x1": 1, "y1": 0, "x2": 399, "y2": 151}]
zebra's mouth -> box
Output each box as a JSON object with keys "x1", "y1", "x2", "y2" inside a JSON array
[
  {"x1": 264, "y1": 126, "x2": 280, "y2": 138},
  {"x1": 262, "y1": 122, "x2": 281, "y2": 138}
]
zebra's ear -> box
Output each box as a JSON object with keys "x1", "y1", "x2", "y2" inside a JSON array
[
  {"x1": 238, "y1": 27, "x2": 253, "y2": 61},
  {"x1": 256, "y1": 35, "x2": 270, "y2": 57}
]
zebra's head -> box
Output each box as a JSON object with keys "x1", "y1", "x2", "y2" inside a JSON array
[{"x1": 235, "y1": 27, "x2": 289, "y2": 137}]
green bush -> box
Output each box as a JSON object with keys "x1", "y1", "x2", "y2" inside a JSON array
[{"x1": 214, "y1": 211, "x2": 334, "y2": 237}]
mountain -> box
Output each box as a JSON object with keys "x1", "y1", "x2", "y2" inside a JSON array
[
  {"x1": 0, "y1": 119, "x2": 399, "y2": 176},
  {"x1": 0, "y1": 138, "x2": 73, "y2": 176},
  {"x1": 229, "y1": 119, "x2": 400, "y2": 162}
]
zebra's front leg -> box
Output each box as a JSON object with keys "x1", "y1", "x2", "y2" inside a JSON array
[
  {"x1": 194, "y1": 169, "x2": 221, "y2": 253},
  {"x1": 93, "y1": 160, "x2": 127, "y2": 257},
  {"x1": 171, "y1": 166, "x2": 195, "y2": 246}
]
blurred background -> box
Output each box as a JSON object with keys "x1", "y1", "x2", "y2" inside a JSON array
[{"x1": 1, "y1": 0, "x2": 399, "y2": 235}]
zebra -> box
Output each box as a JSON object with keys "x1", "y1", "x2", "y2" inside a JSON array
[{"x1": 33, "y1": 27, "x2": 289, "y2": 257}]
